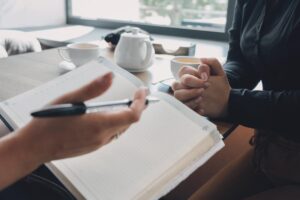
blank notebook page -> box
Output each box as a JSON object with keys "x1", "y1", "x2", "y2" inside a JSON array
[
  {"x1": 0, "y1": 58, "x2": 222, "y2": 200},
  {"x1": 0, "y1": 59, "x2": 141, "y2": 128},
  {"x1": 52, "y1": 97, "x2": 214, "y2": 200}
]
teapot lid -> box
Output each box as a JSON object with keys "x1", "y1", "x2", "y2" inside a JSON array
[{"x1": 122, "y1": 27, "x2": 150, "y2": 39}]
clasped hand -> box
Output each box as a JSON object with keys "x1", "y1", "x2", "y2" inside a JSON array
[{"x1": 172, "y1": 58, "x2": 231, "y2": 118}]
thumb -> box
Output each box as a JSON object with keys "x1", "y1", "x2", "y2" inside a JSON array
[
  {"x1": 200, "y1": 58, "x2": 225, "y2": 76},
  {"x1": 198, "y1": 64, "x2": 210, "y2": 81},
  {"x1": 52, "y1": 72, "x2": 113, "y2": 104}
]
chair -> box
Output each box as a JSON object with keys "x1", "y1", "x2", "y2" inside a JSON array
[
  {"x1": 0, "y1": 45, "x2": 8, "y2": 58},
  {"x1": 0, "y1": 30, "x2": 41, "y2": 58}
]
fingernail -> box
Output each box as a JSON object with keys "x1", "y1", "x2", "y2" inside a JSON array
[
  {"x1": 204, "y1": 82, "x2": 210, "y2": 88},
  {"x1": 201, "y1": 72, "x2": 208, "y2": 81},
  {"x1": 197, "y1": 88, "x2": 204, "y2": 94}
]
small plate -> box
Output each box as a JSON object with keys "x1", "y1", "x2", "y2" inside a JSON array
[
  {"x1": 59, "y1": 61, "x2": 76, "y2": 73},
  {"x1": 124, "y1": 67, "x2": 149, "y2": 73}
]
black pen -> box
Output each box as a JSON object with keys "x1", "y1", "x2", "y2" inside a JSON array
[{"x1": 31, "y1": 97, "x2": 160, "y2": 118}]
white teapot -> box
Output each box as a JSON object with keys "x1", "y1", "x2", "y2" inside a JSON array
[{"x1": 114, "y1": 28, "x2": 154, "y2": 72}]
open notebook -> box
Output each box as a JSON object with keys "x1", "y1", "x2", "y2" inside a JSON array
[{"x1": 0, "y1": 57, "x2": 224, "y2": 200}]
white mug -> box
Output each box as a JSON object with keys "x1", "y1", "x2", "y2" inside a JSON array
[
  {"x1": 114, "y1": 28, "x2": 154, "y2": 72},
  {"x1": 58, "y1": 43, "x2": 101, "y2": 66},
  {"x1": 171, "y1": 56, "x2": 201, "y2": 80}
]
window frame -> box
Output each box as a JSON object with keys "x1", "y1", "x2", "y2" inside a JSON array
[{"x1": 66, "y1": 0, "x2": 235, "y2": 42}]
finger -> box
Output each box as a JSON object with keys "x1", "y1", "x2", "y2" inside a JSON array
[
  {"x1": 129, "y1": 87, "x2": 148, "y2": 116},
  {"x1": 180, "y1": 74, "x2": 207, "y2": 88},
  {"x1": 194, "y1": 100, "x2": 206, "y2": 116},
  {"x1": 200, "y1": 58, "x2": 225, "y2": 76},
  {"x1": 174, "y1": 88, "x2": 204, "y2": 102},
  {"x1": 171, "y1": 81, "x2": 189, "y2": 91},
  {"x1": 178, "y1": 65, "x2": 201, "y2": 78},
  {"x1": 98, "y1": 109, "x2": 139, "y2": 135},
  {"x1": 97, "y1": 88, "x2": 147, "y2": 129},
  {"x1": 196, "y1": 107, "x2": 206, "y2": 116},
  {"x1": 52, "y1": 72, "x2": 113, "y2": 104},
  {"x1": 172, "y1": 80, "x2": 210, "y2": 91},
  {"x1": 107, "y1": 125, "x2": 129, "y2": 142},
  {"x1": 184, "y1": 96, "x2": 202, "y2": 110},
  {"x1": 117, "y1": 126, "x2": 129, "y2": 136},
  {"x1": 198, "y1": 64, "x2": 211, "y2": 81}
]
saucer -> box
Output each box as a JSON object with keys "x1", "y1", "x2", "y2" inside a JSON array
[
  {"x1": 59, "y1": 61, "x2": 76, "y2": 73},
  {"x1": 124, "y1": 67, "x2": 149, "y2": 73}
]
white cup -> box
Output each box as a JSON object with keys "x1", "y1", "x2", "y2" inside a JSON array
[
  {"x1": 58, "y1": 43, "x2": 101, "y2": 66},
  {"x1": 171, "y1": 56, "x2": 201, "y2": 80}
]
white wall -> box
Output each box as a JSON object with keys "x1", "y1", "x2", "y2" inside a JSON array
[
  {"x1": 72, "y1": 0, "x2": 139, "y2": 21},
  {"x1": 0, "y1": 0, "x2": 66, "y2": 29}
]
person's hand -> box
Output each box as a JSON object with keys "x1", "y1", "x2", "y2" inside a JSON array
[
  {"x1": 172, "y1": 58, "x2": 231, "y2": 118},
  {"x1": 16, "y1": 72, "x2": 147, "y2": 166},
  {"x1": 195, "y1": 58, "x2": 231, "y2": 118},
  {"x1": 171, "y1": 62, "x2": 211, "y2": 110}
]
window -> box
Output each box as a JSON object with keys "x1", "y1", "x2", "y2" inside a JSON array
[{"x1": 67, "y1": 0, "x2": 235, "y2": 41}]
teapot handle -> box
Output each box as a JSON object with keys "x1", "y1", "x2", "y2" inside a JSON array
[{"x1": 141, "y1": 40, "x2": 153, "y2": 67}]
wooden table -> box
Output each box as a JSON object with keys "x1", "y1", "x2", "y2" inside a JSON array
[
  {"x1": 0, "y1": 44, "x2": 236, "y2": 199},
  {"x1": 0, "y1": 42, "x2": 234, "y2": 136}
]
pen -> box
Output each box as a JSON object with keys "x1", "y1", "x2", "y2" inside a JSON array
[{"x1": 31, "y1": 97, "x2": 160, "y2": 118}]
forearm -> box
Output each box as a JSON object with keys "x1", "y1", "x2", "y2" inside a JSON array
[
  {"x1": 224, "y1": 61, "x2": 260, "y2": 90},
  {"x1": 226, "y1": 89, "x2": 300, "y2": 134},
  {"x1": 0, "y1": 130, "x2": 41, "y2": 190}
]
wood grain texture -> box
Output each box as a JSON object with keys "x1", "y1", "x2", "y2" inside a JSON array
[
  {"x1": 0, "y1": 47, "x2": 235, "y2": 136},
  {"x1": 0, "y1": 46, "x2": 239, "y2": 198}
]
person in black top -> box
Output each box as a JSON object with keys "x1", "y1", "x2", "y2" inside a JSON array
[{"x1": 172, "y1": 0, "x2": 300, "y2": 199}]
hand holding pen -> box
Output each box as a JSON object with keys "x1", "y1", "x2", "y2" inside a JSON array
[
  {"x1": 9, "y1": 73, "x2": 150, "y2": 188},
  {"x1": 31, "y1": 97, "x2": 159, "y2": 118}
]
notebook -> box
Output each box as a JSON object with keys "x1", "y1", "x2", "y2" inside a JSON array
[{"x1": 0, "y1": 57, "x2": 224, "y2": 200}]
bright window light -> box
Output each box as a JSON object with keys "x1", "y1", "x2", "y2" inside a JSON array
[{"x1": 71, "y1": 0, "x2": 228, "y2": 32}]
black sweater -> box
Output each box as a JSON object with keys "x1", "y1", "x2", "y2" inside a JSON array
[{"x1": 224, "y1": 0, "x2": 300, "y2": 140}]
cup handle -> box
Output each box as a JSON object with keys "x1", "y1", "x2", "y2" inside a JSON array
[
  {"x1": 141, "y1": 40, "x2": 153, "y2": 67},
  {"x1": 58, "y1": 47, "x2": 72, "y2": 62}
]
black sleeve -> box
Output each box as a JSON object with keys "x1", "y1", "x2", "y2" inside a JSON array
[
  {"x1": 225, "y1": 1, "x2": 300, "y2": 134},
  {"x1": 227, "y1": 89, "x2": 300, "y2": 134},
  {"x1": 224, "y1": 0, "x2": 260, "y2": 90},
  {"x1": 226, "y1": 21, "x2": 300, "y2": 134}
]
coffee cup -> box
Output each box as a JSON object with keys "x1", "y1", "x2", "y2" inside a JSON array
[
  {"x1": 58, "y1": 43, "x2": 101, "y2": 67},
  {"x1": 171, "y1": 56, "x2": 201, "y2": 80}
]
